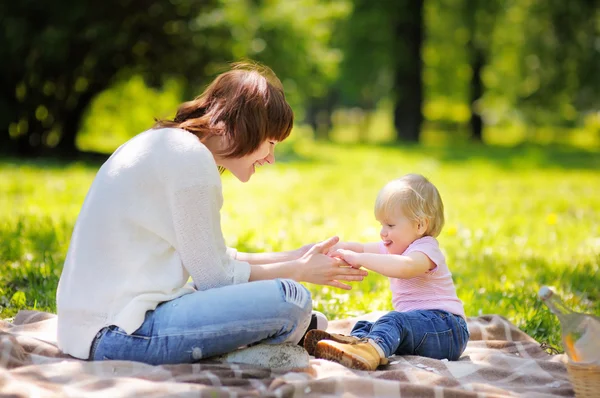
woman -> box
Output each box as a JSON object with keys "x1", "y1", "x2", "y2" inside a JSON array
[{"x1": 56, "y1": 63, "x2": 367, "y2": 365}]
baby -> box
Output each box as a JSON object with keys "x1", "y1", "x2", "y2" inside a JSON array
[{"x1": 304, "y1": 174, "x2": 469, "y2": 370}]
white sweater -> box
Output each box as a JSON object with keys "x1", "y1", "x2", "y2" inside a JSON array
[{"x1": 56, "y1": 128, "x2": 251, "y2": 359}]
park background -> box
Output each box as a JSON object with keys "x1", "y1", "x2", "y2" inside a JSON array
[{"x1": 1, "y1": 0, "x2": 599, "y2": 352}]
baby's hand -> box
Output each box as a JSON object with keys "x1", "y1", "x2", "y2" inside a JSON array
[
  {"x1": 326, "y1": 242, "x2": 350, "y2": 257},
  {"x1": 334, "y1": 249, "x2": 362, "y2": 269}
]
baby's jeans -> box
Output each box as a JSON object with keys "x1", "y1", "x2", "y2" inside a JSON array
[{"x1": 351, "y1": 309, "x2": 469, "y2": 360}]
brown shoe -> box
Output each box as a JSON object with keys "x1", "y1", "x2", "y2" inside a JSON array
[
  {"x1": 314, "y1": 339, "x2": 384, "y2": 371},
  {"x1": 303, "y1": 330, "x2": 361, "y2": 356}
]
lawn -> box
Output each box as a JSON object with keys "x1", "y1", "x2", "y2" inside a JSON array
[{"x1": 1, "y1": 139, "x2": 599, "y2": 351}]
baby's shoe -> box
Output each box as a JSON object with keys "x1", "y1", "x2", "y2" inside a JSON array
[
  {"x1": 314, "y1": 339, "x2": 388, "y2": 371},
  {"x1": 303, "y1": 329, "x2": 362, "y2": 356}
]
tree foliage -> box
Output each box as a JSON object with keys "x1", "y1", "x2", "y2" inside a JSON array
[
  {"x1": 0, "y1": 0, "x2": 348, "y2": 156},
  {"x1": 1, "y1": 0, "x2": 598, "y2": 155}
]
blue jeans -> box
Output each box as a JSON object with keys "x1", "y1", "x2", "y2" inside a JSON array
[
  {"x1": 90, "y1": 279, "x2": 312, "y2": 365},
  {"x1": 351, "y1": 310, "x2": 469, "y2": 361}
]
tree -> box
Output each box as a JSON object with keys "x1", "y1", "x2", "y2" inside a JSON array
[
  {"x1": 1, "y1": 0, "x2": 349, "y2": 156},
  {"x1": 516, "y1": 0, "x2": 600, "y2": 128},
  {"x1": 0, "y1": 0, "x2": 231, "y2": 157},
  {"x1": 425, "y1": 0, "x2": 598, "y2": 143},
  {"x1": 329, "y1": 0, "x2": 425, "y2": 143},
  {"x1": 334, "y1": 0, "x2": 393, "y2": 142},
  {"x1": 251, "y1": 0, "x2": 350, "y2": 140},
  {"x1": 392, "y1": 0, "x2": 425, "y2": 142},
  {"x1": 463, "y1": 0, "x2": 499, "y2": 142}
]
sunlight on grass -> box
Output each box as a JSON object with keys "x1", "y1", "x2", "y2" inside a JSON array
[
  {"x1": 330, "y1": 99, "x2": 600, "y2": 148},
  {"x1": 1, "y1": 139, "x2": 599, "y2": 351}
]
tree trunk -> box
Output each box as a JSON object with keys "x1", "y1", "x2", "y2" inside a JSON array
[
  {"x1": 14, "y1": 115, "x2": 40, "y2": 157},
  {"x1": 305, "y1": 101, "x2": 319, "y2": 138},
  {"x1": 392, "y1": 0, "x2": 424, "y2": 143},
  {"x1": 313, "y1": 109, "x2": 332, "y2": 141},
  {"x1": 358, "y1": 98, "x2": 375, "y2": 143},
  {"x1": 465, "y1": 0, "x2": 486, "y2": 142},
  {"x1": 54, "y1": 88, "x2": 100, "y2": 156},
  {"x1": 0, "y1": 82, "x2": 19, "y2": 155},
  {"x1": 0, "y1": 116, "x2": 15, "y2": 156},
  {"x1": 306, "y1": 93, "x2": 335, "y2": 141},
  {"x1": 470, "y1": 48, "x2": 484, "y2": 142},
  {"x1": 319, "y1": 91, "x2": 335, "y2": 141}
]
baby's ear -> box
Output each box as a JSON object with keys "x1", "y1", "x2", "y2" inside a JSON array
[{"x1": 417, "y1": 218, "x2": 429, "y2": 235}]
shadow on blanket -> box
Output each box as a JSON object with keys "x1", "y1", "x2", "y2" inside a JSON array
[{"x1": 0, "y1": 310, "x2": 574, "y2": 397}]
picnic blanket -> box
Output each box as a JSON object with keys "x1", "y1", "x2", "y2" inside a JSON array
[{"x1": 0, "y1": 310, "x2": 573, "y2": 397}]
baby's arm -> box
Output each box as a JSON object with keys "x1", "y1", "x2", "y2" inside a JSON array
[
  {"x1": 326, "y1": 241, "x2": 365, "y2": 255},
  {"x1": 362, "y1": 242, "x2": 381, "y2": 254},
  {"x1": 327, "y1": 241, "x2": 381, "y2": 256},
  {"x1": 335, "y1": 249, "x2": 433, "y2": 279}
]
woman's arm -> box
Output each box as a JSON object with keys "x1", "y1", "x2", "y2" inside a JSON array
[
  {"x1": 171, "y1": 183, "x2": 366, "y2": 290},
  {"x1": 169, "y1": 183, "x2": 252, "y2": 290},
  {"x1": 236, "y1": 243, "x2": 314, "y2": 265},
  {"x1": 248, "y1": 237, "x2": 368, "y2": 290},
  {"x1": 335, "y1": 249, "x2": 433, "y2": 279}
]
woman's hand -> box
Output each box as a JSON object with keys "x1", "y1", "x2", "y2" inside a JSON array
[
  {"x1": 297, "y1": 236, "x2": 368, "y2": 290},
  {"x1": 290, "y1": 242, "x2": 315, "y2": 259}
]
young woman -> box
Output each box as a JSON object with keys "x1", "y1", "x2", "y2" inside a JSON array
[{"x1": 56, "y1": 63, "x2": 367, "y2": 365}]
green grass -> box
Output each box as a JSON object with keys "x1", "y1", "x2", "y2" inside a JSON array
[{"x1": 1, "y1": 139, "x2": 599, "y2": 352}]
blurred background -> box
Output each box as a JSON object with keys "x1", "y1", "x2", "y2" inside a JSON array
[
  {"x1": 1, "y1": 0, "x2": 599, "y2": 348},
  {"x1": 2, "y1": 0, "x2": 599, "y2": 154}
]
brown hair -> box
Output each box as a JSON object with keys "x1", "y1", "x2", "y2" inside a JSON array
[{"x1": 154, "y1": 62, "x2": 293, "y2": 158}]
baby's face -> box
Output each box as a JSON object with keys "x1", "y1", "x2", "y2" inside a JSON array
[{"x1": 377, "y1": 212, "x2": 421, "y2": 255}]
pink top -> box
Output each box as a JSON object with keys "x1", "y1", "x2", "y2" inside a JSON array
[{"x1": 380, "y1": 236, "x2": 466, "y2": 320}]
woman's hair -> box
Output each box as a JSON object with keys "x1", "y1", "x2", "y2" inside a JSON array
[
  {"x1": 374, "y1": 174, "x2": 445, "y2": 237},
  {"x1": 154, "y1": 61, "x2": 293, "y2": 158}
]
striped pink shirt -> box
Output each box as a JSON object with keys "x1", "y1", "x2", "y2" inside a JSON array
[{"x1": 380, "y1": 236, "x2": 466, "y2": 320}]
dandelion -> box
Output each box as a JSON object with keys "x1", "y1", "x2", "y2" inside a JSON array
[
  {"x1": 546, "y1": 213, "x2": 558, "y2": 225},
  {"x1": 446, "y1": 225, "x2": 457, "y2": 236}
]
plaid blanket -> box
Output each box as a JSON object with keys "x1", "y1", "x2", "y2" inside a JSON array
[{"x1": 0, "y1": 310, "x2": 573, "y2": 397}]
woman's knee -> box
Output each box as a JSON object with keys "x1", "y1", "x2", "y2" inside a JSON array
[
  {"x1": 277, "y1": 279, "x2": 312, "y2": 314},
  {"x1": 274, "y1": 279, "x2": 312, "y2": 344}
]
